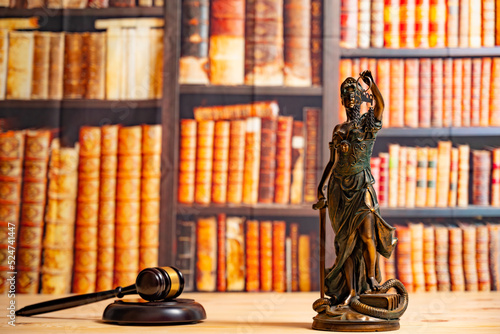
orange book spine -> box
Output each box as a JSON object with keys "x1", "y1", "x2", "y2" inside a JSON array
[
  {"x1": 405, "y1": 147, "x2": 417, "y2": 208},
  {"x1": 415, "y1": 147, "x2": 428, "y2": 207},
  {"x1": 227, "y1": 120, "x2": 246, "y2": 204},
  {"x1": 452, "y1": 58, "x2": 463, "y2": 127},
  {"x1": 193, "y1": 101, "x2": 279, "y2": 121},
  {"x1": 423, "y1": 225, "x2": 437, "y2": 291},
  {"x1": 430, "y1": 58, "x2": 443, "y2": 127},
  {"x1": 303, "y1": 108, "x2": 320, "y2": 203},
  {"x1": 195, "y1": 120, "x2": 214, "y2": 205},
  {"x1": 489, "y1": 223, "x2": 500, "y2": 290},
  {"x1": 490, "y1": 58, "x2": 500, "y2": 126},
  {"x1": 376, "y1": 59, "x2": 391, "y2": 127},
  {"x1": 418, "y1": 58, "x2": 431, "y2": 128},
  {"x1": 384, "y1": 252, "x2": 396, "y2": 279},
  {"x1": 449, "y1": 226, "x2": 465, "y2": 291},
  {"x1": 388, "y1": 144, "x2": 399, "y2": 208},
  {"x1": 397, "y1": 146, "x2": 407, "y2": 208},
  {"x1": 358, "y1": 0, "x2": 371, "y2": 48},
  {"x1": 242, "y1": 118, "x2": 261, "y2": 204},
  {"x1": 429, "y1": 0, "x2": 446, "y2": 47},
  {"x1": 0, "y1": 131, "x2": 25, "y2": 294},
  {"x1": 258, "y1": 117, "x2": 277, "y2": 203},
  {"x1": 378, "y1": 152, "x2": 389, "y2": 207},
  {"x1": 415, "y1": 0, "x2": 430, "y2": 47},
  {"x1": 384, "y1": 0, "x2": 400, "y2": 48},
  {"x1": 435, "y1": 226, "x2": 451, "y2": 291},
  {"x1": 461, "y1": 58, "x2": 472, "y2": 127},
  {"x1": 139, "y1": 124, "x2": 161, "y2": 270},
  {"x1": 290, "y1": 223, "x2": 299, "y2": 291},
  {"x1": 461, "y1": 224, "x2": 478, "y2": 291},
  {"x1": 469, "y1": 0, "x2": 482, "y2": 47},
  {"x1": 290, "y1": 121, "x2": 305, "y2": 204},
  {"x1": 96, "y1": 125, "x2": 118, "y2": 291},
  {"x1": 400, "y1": 0, "x2": 416, "y2": 48},
  {"x1": 458, "y1": 0, "x2": 470, "y2": 47},
  {"x1": 226, "y1": 216, "x2": 245, "y2": 291},
  {"x1": 298, "y1": 234, "x2": 311, "y2": 291},
  {"x1": 196, "y1": 216, "x2": 217, "y2": 292},
  {"x1": 389, "y1": 59, "x2": 404, "y2": 127},
  {"x1": 217, "y1": 213, "x2": 226, "y2": 291},
  {"x1": 426, "y1": 147, "x2": 438, "y2": 207},
  {"x1": 178, "y1": 119, "x2": 197, "y2": 204},
  {"x1": 396, "y1": 225, "x2": 413, "y2": 292},
  {"x1": 260, "y1": 221, "x2": 273, "y2": 292},
  {"x1": 480, "y1": 58, "x2": 492, "y2": 127},
  {"x1": 482, "y1": 0, "x2": 495, "y2": 46},
  {"x1": 446, "y1": 0, "x2": 459, "y2": 47},
  {"x1": 371, "y1": 157, "x2": 381, "y2": 200},
  {"x1": 113, "y1": 126, "x2": 142, "y2": 287},
  {"x1": 472, "y1": 150, "x2": 491, "y2": 206},
  {"x1": 457, "y1": 145, "x2": 470, "y2": 207},
  {"x1": 436, "y1": 141, "x2": 451, "y2": 208},
  {"x1": 476, "y1": 225, "x2": 491, "y2": 291},
  {"x1": 83, "y1": 32, "x2": 105, "y2": 100},
  {"x1": 274, "y1": 116, "x2": 293, "y2": 204},
  {"x1": 245, "y1": 219, "x2": 260, "y2": 292},
  {"x1": 492, "y1": 148, "x2": 500, "y2": 207},
  {"x1": 371, "y1": 0, "x2": 384, "y2": 47},
  {"x1": 470, "y1": 58, "x2": 482, "y2": 126},
  {"x1": 448, "y1": 147, "x2": 459, "y2": 207},
  {"x1": 16, "y1": 130, "x2": 51, "y2": 294},
  {"x1": 338, "y1": 59, "x2": 352, "y2": 124},
  {"x1": 410, "y1": 223, "x2": 425, "y2": 292},
  {"x1": 31, "y1": 31, "x2": 50, "y2": 100},
  {"x1": 442, "y1": 58, "x2": 453, "y2": 127},
  {"x1": 211, "y1": 121, "x2": 230, "y2": 204},
  {"x1": 63, "y1": 33, "x2": 85, "y2": 99},
  {"x1": 311, "y1": 0, "x2": 323, "y2": 85},
  {"x1": 340, "y1": 0, "x2": 358, "y2": 48},
  {"x1": 272, "y1": 221, "x2": 286, "y2": 292},
  {"x1": 404, "y1": 59, "x2": 419, "y2": 128}
]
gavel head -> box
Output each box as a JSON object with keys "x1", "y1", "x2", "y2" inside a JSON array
[{"x1": 135, "y1": 266, "x2": 185, "y2": 301}]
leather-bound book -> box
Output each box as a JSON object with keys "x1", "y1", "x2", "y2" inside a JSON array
[
  {"x1": 434, "y1": 225, "x2": 450, "y2": 291},
  {"x1": 26, "y1": 0, "x2": 45, "y2": 8},
  {"x1": 340, "y1": 0, "x2": 358, "y2": 48},
  {"x1": 209, "y1": 0, "x2": 245, "y2": 85},
  {"x1": 175, "y1": 220, "x2": 196, "y2": 291},
  {"x1": 389, "y1": 59, "x2": 404, "y2": 127},
  {"x1": 246, "y1": 220, "x2": 260, "y2": 292},
  {"x1": 376, "y1": 58, "x2": 390, "y2": 126},
  {"x1": 73, "y1": 127, "x2": 101, "y2": 293},
  {"x1": 310, "y1": 0, "x2": 322, "y2": 85},
  {"x1": 96, "y1": 125, "x2": 118, "y2": 291},
  {"x1": 195, "y1": 120, "x2": 214, "y2": 205},
  {"x1": 489, "y1": 223, "x2": 500, "y2": 290},
  {"x1": 415, "y1": 0, "x2": 429, "y2": 47},
  {"x1": 180, "y1": 0, "x2": 210, "y2": 85},
  {"x1": 410, "y1": 223, "x2": 425, "y2": 292},
  {"x1": 196, "y1": 216, "x2": 217, "y2": 292},
  {"x1": 258, "y1": 117, "x2": 277, "y2": 203},
  {"x1": 358, "y1": 0, "x2": 371, "y2": 48},
  {"x1": 63, "y1": 33, "x2": 85, "y2": 99},
  {"x1": 461, "y1": 224, "x2": 478, "y2": 291},
  {"x1": 134, "y1": 27, "x2": 153, "y2": 100},
  {"x1": 211, "y1": 121, "x2": 230, "y2": 204},
  {"x1": 491, "y1": 58, "x2": 500, "y2": 126},
  {"x1": 290, "y1": 121, "x2": 304, "y2": 204},
  {"x1": 227, "y1": 120, "x2": 246, "y2": 204},
  {"x1": 31, "y1": 32, "x2": 50, "y2": 100},
  {"x1": 480, "y1": 58, "x2": 491, "y2": 126},
  {"x1": 476, "y1": 225, "x2": 491, "y2": 291},
  {"x1": 396, "y1": 225, "x2": 413, "y2": 292},
  {"x1": 105, "y1": 27, "x2": 124, "y2": 100},
  {"x1": 423, "y1": 225, "x2": 437, "y2": 291},
  {"x1": 48, "y1": 32, "x2": 65, "y2": 100},
  {"x1": 178, "y1": 119, "x2": 197, "y2": 204},
  {"x1": 452, "y1": 58, "x2": 463, "y2": 127},
  {"x1": 284, "y1": 0, "x2": 311, "y2": 86},
  {"x1": 384, "y1": 0, "x2": 400, "y2": 48},
  {"x1": 150, "y1": 28, "x2": 164, "y2": 99},
  {"x1": 388, "y1": 144, "x2": 399, "y2": 208},
  {"x1": 436, "y1": 141, "x2": 451, "y2": 208},
  {"x1": 472, "y1": 150, "x2": 491, "y2": 206},
  {"x1": 83, "y1": 32, "x2": 106, "y2": 100},
  {"x1": 443, "y1": 58, "x2": 453, "y2": 127},
  {"x1": 370, "y1": 0, "x2": 384, "y2": 48},
  {"x1": 429, "y1": 0, "x2": 446, "y2": 47},
  {"x1": 400, "y1": 0, "x2": 415, "y2": 48},
  {"x1": 0, "y1": 131, "x2": 25, "y2": 293},
  {"x1": 492, "y1": 148, "x2": 500, "y2": 207},
  {"x1": 6, "y1": 31, "x2": 34, "y2": 100},
  {"x1": 244, "y1": 0, "x2": 284, "y2": 86},
  {"x1": 303, "y1": 107, "x2": 320, "y2": 203},
  {"x1": 378, "y1": 152, "x2": 389, "y2": 208},
  {"x1": 338, "y1": 59, "x2": 351, "y2": 124},
  {"x1": 274, "y1": 116, "x2": 293, "y2": 204},
  {"x1": 298, "y1": 234, "x2": 311, "y2": 291},
  {"x1": 194, "y1": 100, "x2": 279, "y2": 121},
  {"x1": 109, "y1": 0, "x2": 135, "y2": 7},
  {"x1": 415, "y1": 147, "x2": 428, "y2": 207},
  {"x1": 461, "y1": 58, "x2": 472, "y2": 127},
  {"x1": 41, "y1": 140, "x2": 79, "y2": 294},
  {"x1": 16, "y1": 130, "x2": 51, "y2": 294},
  {"x1": 457, "y1": 144, "x2": 470, "y2": 207},
  {"x1": 260, "y1": 221, "x2": 273, "y2": 292},
  {"x1": 88, "y1": 0, "x2": 109, "y2": 8},
  {"x1": 430, "y1": 58, "x2": 443, "y2": 127},
  {"x1": 458, "y1": 0, "x2": 469, "y2": 47},
  {"x1": 446, "y1": 0, "x2": 459, "y2": 47},
  {"x1": 216, "y1": 214, "x2": 226, "y2": 291},
  {"x1": 426, "y1": 147, "x2": 438, "y2": 207},
  {"x1": 290, "y1": 223, "x2": 299, "y2": 291},
  {"x1": 397, "y1": 146, "x2": 407, "y2": 208},
  {"x1": 370, "y1": 157, "x2": 381, "y2": 198},
  {"x1": 418, "y1": 58, "x2": 431, "y2": 127},
  {"x1": 139, "y1": 124, "x2": 161, "y2": 270},
  {"x1": 482, "y1": 0, "x2": 495, "y2": 46},
  {"x1": 469, "y1": 0, "x2": 481, "y2": 47},
  {"x1": 448, "y1": 147, "x2": 459, "y2": 207},
  {"x1": 404, "y1": 59, "x2": 419, "y2": 127},
  {"x1": 0, "y1": 30, "x2": 7, "y2": 100},
  {"x1": 242, "y1": 118, "x2": 261, "y2": 204},
  {"x1": 449, "y1": 226, "x2": 465, "y2": 291},
  {"x1": 470, "y1": 58, "x2": 482, "y2": 126},
  {"x1": 226, "y1": 216, "x2": 245, "y2": 291},
  {"x1": 272, "y1": 221, "x2": 286, "y2": 292},
  {"x1": 405, "y1": 147, "x2": 417, "y2": 208}
]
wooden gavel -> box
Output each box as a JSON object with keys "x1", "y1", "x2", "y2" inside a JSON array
[{"x1": 16, "y1": 266, "x2": 185, "y2": 317}]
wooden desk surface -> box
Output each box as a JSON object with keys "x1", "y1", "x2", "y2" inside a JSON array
[{"x1": 1, "y1": 292, "x2": 500, "y2": 334}]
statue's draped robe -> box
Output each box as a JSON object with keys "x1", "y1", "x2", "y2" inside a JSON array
[{"x1": 325, "y1": 114, "x2": 396, "y2": 303}]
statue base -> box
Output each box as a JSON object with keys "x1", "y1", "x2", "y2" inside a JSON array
[{"x1": 312, "y1": 312, "x2": 399, "y2": 332}]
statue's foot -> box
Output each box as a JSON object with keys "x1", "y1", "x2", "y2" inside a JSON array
[
  {"x1": 342, "y1": 289, "x2": 356, "y2": 306},
  {"x1": 368, "y1": 277, "x2": 382, "y2": 292}
]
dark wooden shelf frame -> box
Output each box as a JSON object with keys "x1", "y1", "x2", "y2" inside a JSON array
[
  {"x1": 341, "y1": 47, "x2": 500, "y2": 58},
  {"x1": 180, "y1": 84, "x2": 323, "y2": 96},
  {"x1": 0, "y1": 99, "x2": 161, "y2": 109},
  {"x1": 0, "y1": 7, "x2": 164, "y2": 17},
  {"x1": 377, "y1": 127, "x2": 500, "y2": 137}
]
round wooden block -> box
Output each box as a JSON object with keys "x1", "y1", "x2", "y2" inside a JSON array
[{"x1": 102, "y1": 298, "x2": 206, "y2": 325}]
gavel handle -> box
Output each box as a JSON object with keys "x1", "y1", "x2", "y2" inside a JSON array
[{"x1": 15, "y1": 284, "x2": 137, "y2": 317}]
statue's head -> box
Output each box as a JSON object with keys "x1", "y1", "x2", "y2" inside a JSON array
[{"x1": 340, "y1": 77, "x2": 362, "y2": 110}]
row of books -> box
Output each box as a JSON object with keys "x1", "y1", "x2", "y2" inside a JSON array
[
  {"x1": 175, "y1": 215, "x2": 319, "y2": 292},
  {"x1": 384, "y1": 223, "x2": 500, "y2": 292},
  {"x1": 339, "y1": 57, "x2": 500, "y2": 127},
  {"x1": 177, "y1": 101, "x2": 321, "y2": 206},
  {"x1": 372, "y1": 142, "x2": 500, "y2": 209},
  {"x1": 0, "y1": 124, "x2": 161, "y2": 294},
  {"x1": 341, "y1": 0, "x2": 498, "y2": 49},
  {"x1": 179, "y1": 0, "x2": 323, "y2": 87},
  {"x1": 0, "y1": 18, "x2": 164, "y2": 101},
  {"x1": 0, "y1": 0, "x2": 163, "y2": 8}
]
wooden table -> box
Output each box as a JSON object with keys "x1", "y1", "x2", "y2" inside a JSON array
[{"x1": 1, "y1": 292, "x2": 500, "y2": 333}]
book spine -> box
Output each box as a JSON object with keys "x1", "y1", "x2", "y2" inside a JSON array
[
  {"x1": 274, "y1": 116, "x2": 293, "y2": 204},
  {"x1": 404, "y1": 59, "x2": 419, "y2": 128},
  {"x1": 83, "y1": 32, "x2": 106, "y2": 100},
  {"x1": 226, "y1": 216, "x2": 245, "y2": 291},
  {"x1": 196, "y1": 216, "x2": 217, "y2": 292},
  {"x1": 480, "y1": 58, "x2": 492, "y2": 126},
  {"x1": 290, "y1": 121, "x2": 305, "y2": 204},
  {"x1": 88, "y1": 0, "x2": 109, "y2": 8},
  {"x1": 423, "y1": 225, "x2": 437, "y2": 291},
  {"x1": 31, "y1": 32, "x2": 50, "y2": 100},
  {"x1": 105, "y1": 27, "x2": 123, "y2": 100},
  {"x1": 482, "y1": 0, "x2": 495, "y2": 46},
  {"x1": 298, "y1": 234, "x2": 311, "y2": 291},
  {"x1": 150, "y1": 28, "x2": 164, "y2": 99},
  {"x1": 488, "y1": 224, "x2": 500, "y2": 290},
  {"x1": 442, "y1": 58, "x2": 453, "y2": 127},
  {"x1": 139, "y1": 124, "x2": 161, "y2": 270},
  {"x1": 384, "y1": 0, "x2": 400, "y2": 48},
  {"x1": 272, "y1": 221, "x2": 286, "y2": 292},
  {"x1": 389, "y1": 59, "x2": 404, "y2": 127},
  {"x1": 310, "y1": 0, "x2": 323, "y2": 85},
  {"x1": 426, "y1": 147, "x2": 438, "y2": 207},
  {"x1": 400, "y1": 0, "x2": 415, "y2": 48},
  {"x1": 430, "y1": 58, "x2": 443, "y2": 127},
  {"x1": 397, "y1": 146, "x2": 407, "y2": 208},
  {"x1": 451, "y1": 58, "x2": 463, "y2": 127},
  {"x1": 472, "y1": 150, "x2": 491, "y2": 206},
  {"x1": 113, "y1": 126, "x2": 142, "y2": 287},
  {"x1": 415, "y1": 147, "x2": 428, "y2": 207},
  {"x1": 193, "y1": 100, "x2": 279, "y2": 121},
  {"x1": 338, "y1": 58, "x2": 351, "y2": 124},
  {"x1": 258, "y1": 117, "x2": 277, "y2": 203},
  {"x1": 195, "y1": 120, "x2": 214, "y2": 205},
  {"x1": 134, "y1": 27, "x2": 152, "y2": 100},
  {"x1": 0, "y1": 30, "x2": 7, "y2": 100},
  {"x1": 476, "y1": 225, "x2": 491, "y2": 291},
  {"x1": 435, "y1": 226, "x2": 451, "y2": 291},
  {"x1": 260, "y1": 221, "x2": 273, "y2": 292},
  {"x1": 468, "y1": 0, "x2": 482, "y2": 47},
  {"x1": 436, "y1": 141, "x2": 451, "y2": 207},
  {"x1": 243, "y1": 118, "x2": 261, "y2": 204},
  {"x1": 284, "y1": 0, "x2": 312, "y2": 86},
  {"x1": 449, "y1": 226, "x2": 465, "y2": 291},
  {"x1": 175, "y1": 220, "x2": 196, "y2": 292},
  {"x1": 461, "y1": 58, "x2": 472, "y2": 127},
  {"x1": 124, "y1": 28, "x2": 137, "y2": 100},
  {"x1": 384, "y1": 252, "x2": 396, "y2": 279},
  {"x1": 418, "y1": 58, "x2": 431, "y2": 127},
  {"x1": 492, "y1": 148, "x2": 500, "y2": 207},
  {"x1": 448, "y1": 147, "x2": 459, "y2": 207},
  {"x1": 405, "y1": 147, "x2": 417, "y2": 208},
  {"x1": 0, "y1": 131, "x2": 25, "y2": 293},
  {"x1": 415, "y1": 0, "x2": 430, "y2": 47},
  {"x1": 63, "y1": 33, "x2": 85, "y2": 99},
  {"x1": 180, "y1": 0, "x2": 210, "y2": 85},
  {"x1": 109, "y1": 0, "x2": 135, "y2": 7},
  {"x1": 458, "y1": 0, "x2": 470, "y2": 47},
  {"x1": 227, "y1": 120, "x2": 246, "y2": 204},
  {"x1": 370, "y1": 157, "x2": 381, "y2": 200},
  {"x1": 290, "y1": 223, "x2": 299, "y2": 291},
  {"x1": 245, "y1": 219, "x2": 260, "y2": 292},
  {"x1": 490, "y1": 58, "x2": 500, "y2": 126},
  {"x1": 377, "y1": 58, "x2": 391, "y2": 126},
  {"x1": 209, "y1": 0, "x2": 245, "y2": 85},
  {"x1": 358, "y1": 0, "x2": 371, "y2": 48},
  {"x1": 370, "y1": 0, "x2": 384, "y2": 47},
  {"x1": 388, "y1": 144, "x2": 399, "y2": 208},
  {"x1": 285, "y1": 236, "x2": 292, "y2": 291},
  {"x1": 6, "y1": 31, "x2": 34, "y2": 100},
  {"x1": 211, "y1": 121, "x2": 230, "y2": 204},
  {"x1": 41, "y1": 140, "x2": 79, "y2": 294},
  {"x1": 340, "y1": 0, "x2": 358, "y2": 48},
  {"x1": 429, "y1": 0, "x2": 446, "y2": 47},
  {"x1": 410, "y1": 223, "x2": 425, "y2": 292},
  {"x1": 457, "y1": 144, "x2": 470, "y2": 207},
  {"x1": 396, "y1": 225, "x2": 413, "y2": 292},
  {"x1": 178, "y1": 119, "x2": 197, "y2": 204},
  {"x1": 446, "y1": 0, "x2": 459, "y2": 47},
  {"x1": 378, "y1": 152, "x2": 389, "y2": 207},
  {"x1": 48, "y1": 32, "x2": 64, "y2": 100},
  {"x1": 216, "y1": 214, "x2": 226, "y2": 291},
  {"x1": 470, "y1": 58, "x2": 482, "y2": 126},
  {"x1": 461, "y1": 224, "x2": 478, "y2": 291},
  {"x1": 17, "y1": 130, "x2": 51, "y2": 293}
]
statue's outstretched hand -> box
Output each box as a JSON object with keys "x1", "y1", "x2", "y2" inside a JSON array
[
  {"x1": 360, "y1": 70, "x2": 373, "y2": 86},
  {"x1": 313, "y1": 198, "x2": 327, "y2": 210}
]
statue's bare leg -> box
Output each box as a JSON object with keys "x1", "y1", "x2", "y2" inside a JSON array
[
  {"x1": 359, "y1": 214, "x2": 381, "y2": 291},
  {"x1": 342, "y1": 257, "x2": 356, "y2": 305}
]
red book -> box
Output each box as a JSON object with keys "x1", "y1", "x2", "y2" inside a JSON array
[
  {"x1": 258, "y1": 118, "x2": 277, "y2": 203},
  {"x1": 370, "y1": 157, "x2": 381, "y2": 199},
  {"x1": 384, "y1": 0, "x2": 400, "y2": 48},
  {"x1": 396, "y1": 225, "x2": 413, "y2": 292},
  {"x1": 272, "y1": 221, "x2": 286, "y2": 292},
  {"x1": 311, "y1": 0, "x2": 323, "y2": 85},
  {"x1": 415, "y1": 0, "x2": 430, "y2": 47},
  {"x1": 340, "y1": 0, "x2": 358, "y2": 48},
  {"x1": 274, "y1": 116, "x2": 293, "y2": 204},
  {"x1": 303, "y1": 107, "x2": 320, "y2": 203},
  {"x1": 472, "y1": 150, "x2": 491, "y2": 206},
  {"x1": 217, "y1": 214, "x2": 226, "y2": 292},
  {"x1": 246, "y1": 220, "x2": 260, "y2": 292},
  {"x1": 429, "y1": 0, "x2": 446, "y2": 47},
  {"x1": 400, "y1": 0, "x2": 416, "y2": 48},
  {"x1": 378, "y1": 152, "x2": 389, "y2": 207},
  {"x1": 431, "y1": 58, "x2": 443, "y2": 127},
  {"x1": 290, "y1": 223, "x2": 299, "y2": 291}
]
